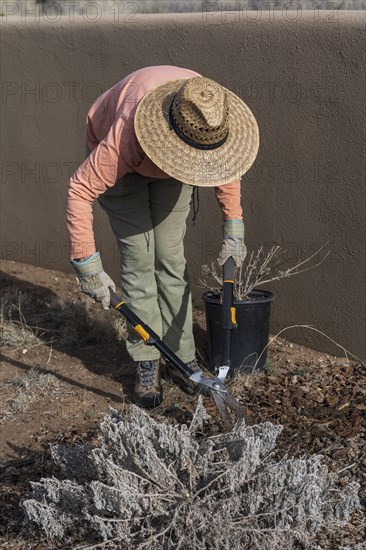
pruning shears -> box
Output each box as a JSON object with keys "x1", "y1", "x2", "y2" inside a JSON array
[
  {"x1": 109, "y1": 259, "x2": 249, "y2": 426},
  {"x1": 209, "y1": 256, "x2": 246, "y2": 424}
]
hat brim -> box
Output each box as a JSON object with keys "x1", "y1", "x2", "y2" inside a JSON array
[{"x1": 134, "y1": 78, "x2": 260, "y2": 187}]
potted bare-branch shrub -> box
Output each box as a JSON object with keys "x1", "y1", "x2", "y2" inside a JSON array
[{"x1": 201, "y1": 243, "x2": 330, "y2": 375}]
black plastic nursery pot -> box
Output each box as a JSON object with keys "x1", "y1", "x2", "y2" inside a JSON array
[{"x1": 202, "y1": 289, "x2": 275, "y2": 375}]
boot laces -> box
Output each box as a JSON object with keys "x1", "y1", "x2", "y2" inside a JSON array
[{"x1": 138, "y1": 360, "x2": 158, "y2": 389}]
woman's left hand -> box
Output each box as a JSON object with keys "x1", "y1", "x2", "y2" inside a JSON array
[{"x1": 217, "y1": 219, "x2": 247, "y2": 268}]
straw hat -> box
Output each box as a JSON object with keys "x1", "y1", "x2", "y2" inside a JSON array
[{"x1": 134, "y1": 76, "x2": 260, "y2": 186}]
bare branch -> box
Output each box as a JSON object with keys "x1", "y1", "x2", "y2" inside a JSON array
[{"x1": 200, "y1": 243, "x2": 331, "y2": 301}]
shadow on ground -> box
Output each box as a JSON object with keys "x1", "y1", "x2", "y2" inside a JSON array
[{"x1": 1, "y1": 270, "x2": 140, "y2": 403}]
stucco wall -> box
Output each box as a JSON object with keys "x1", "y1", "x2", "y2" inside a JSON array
[{"x1": 1, "y1": 12, "x2": 365, "y2": 359}]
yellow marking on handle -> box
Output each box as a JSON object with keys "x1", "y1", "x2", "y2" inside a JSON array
[
  {"x1": 231, "y1": 307, "x2": 237, "y2": 325},
  {"x1": 134, "y1": 324, "x2": 150, "y2": 342},
  {"x1": 114, "y1": 300, "x2": 125, "y2": 309},
  {"x1": 223, "y1": 279, "x2": 234, "y2": 284}
]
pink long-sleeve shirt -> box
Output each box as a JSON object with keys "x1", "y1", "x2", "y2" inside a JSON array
[{"x1": 67, "y1": 65, "x2": 243, "y2": 259}]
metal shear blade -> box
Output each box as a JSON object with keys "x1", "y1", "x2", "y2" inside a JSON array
[
  {"x1": 209, "y1": 388, "x2": 249, "y2": 426},
  {"x1": 216, "y1": 365, "x2": 230, "y2": 382},
  {"x1": 210, "y1": 390, "x2": 232, "y2": 426},
  {"x1": 220, "y1": 391, "x2": 249, "y2": 421},
  {"x1": 189, "y1": 370, "x2": 248, "y2": 424}
]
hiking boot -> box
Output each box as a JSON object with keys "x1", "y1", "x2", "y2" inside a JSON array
[
  {"x1": 135, "y1": 360, "x2": 163, "y2": 408},
  {"x1": 164, "y1": 358, "x2": 209, "y2": 396}
]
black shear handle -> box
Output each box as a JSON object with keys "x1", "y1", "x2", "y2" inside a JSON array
[
  {"x1": 108, "y1": 288, "x2": 197, "y2": 380},
  {"x1": 110, "y1": 288, "x2": 124, "y2": 309},
  {"x1": 223, "y1": 257, "x2": 235, "y2": 320},
  {"x1": 223, "y1": 256, "x2": 235, "y2": 283},
  {"x1": 221, "y1": 257, "x2": 236, "y2": 368},
  {"x1": 109, "y1": 289, "x2": 146, "y2": 332}
]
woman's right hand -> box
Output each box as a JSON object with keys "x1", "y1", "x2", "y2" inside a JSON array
[{"x1": 70, "y1": 251, "x2": 116, "y2": 310}]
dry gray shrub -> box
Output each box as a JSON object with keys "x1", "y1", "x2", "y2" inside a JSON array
[
  {"x1": 0, "y1": 294, "x2": 41, "y2": 347},
  {"x1": 22, "y1": 399, "x2": 360, "y2": 549},
  {"x1": 2, "y1": 367, "x2": 65, "y2": 419},
  {"x1": 0, "y1": 318, "x2": 39, "y2": 347},
  {"x1": 8, "y1": 366, "x2": 61, "y2": 393},
  {"x1": 0, "y1": 288, "x2": 127, "y2": 349},
  {"x1": 56, "y1": 298, "x2": 127, "y2": 348}
]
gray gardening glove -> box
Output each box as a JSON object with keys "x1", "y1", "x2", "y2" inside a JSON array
[
  {"x1": 70, "y1": 251, "x2": 116, "y2": 310},
  {"x1": 217, "y1": 219, "x2": 247, "y2": 268}
]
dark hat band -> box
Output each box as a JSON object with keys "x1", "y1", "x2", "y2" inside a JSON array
[{"x1": 168, "y1": 95, "x2": 229, "y2": 151}]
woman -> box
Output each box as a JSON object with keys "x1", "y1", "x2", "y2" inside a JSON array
[{"x1": 67, "y1": 65, "x2": 259, "y2": 408}]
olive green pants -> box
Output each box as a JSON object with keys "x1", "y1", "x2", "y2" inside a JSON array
[{"x1": 97, "y1": 173, "x2": 196, "y2": 362}]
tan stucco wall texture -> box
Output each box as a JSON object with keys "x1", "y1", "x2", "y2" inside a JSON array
[{"x1": 1, "y1": 11, "x2": 365, "y2": 358}]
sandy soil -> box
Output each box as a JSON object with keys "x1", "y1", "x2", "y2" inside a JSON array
[{"x1": 0, "y1": 259, "x2": 365, "y2": 548}]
